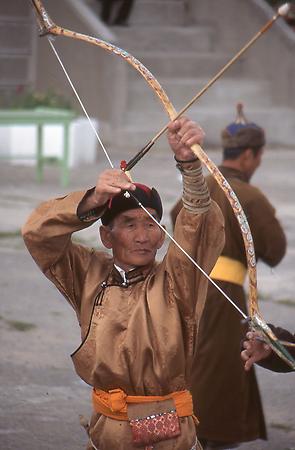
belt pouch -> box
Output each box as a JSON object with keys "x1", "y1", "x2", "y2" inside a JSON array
[{"x1": 128, "y1": 399, "x2": 181, "y2": 447}]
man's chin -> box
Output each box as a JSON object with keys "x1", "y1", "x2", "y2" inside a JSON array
[{"x1": 128, "y1": 253, "x2": 155, "y2": 268}]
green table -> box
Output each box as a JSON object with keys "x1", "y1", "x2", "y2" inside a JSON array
[{"x1": 0, "y1": 108, "x2": 76, "y2": 187}]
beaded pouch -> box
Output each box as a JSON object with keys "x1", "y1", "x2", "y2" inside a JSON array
[{"x1": 129, "y1": 408, "x2": 181, "y2": 447}]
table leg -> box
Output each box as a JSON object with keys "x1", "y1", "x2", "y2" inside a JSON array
[
  {"x1": 36, "y1": 124, "x2": 43, "y2": 183},
  {"x1": 62, "y1": 122, "x2": 70, "y2": 187}
]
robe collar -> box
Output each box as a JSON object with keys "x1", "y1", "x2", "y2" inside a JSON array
[
  {"x1": 219, "y1": 165, "x2": 249, "y2": 183},
  {"x1": 102, "y1": 262, "x2": 156, "y2": 288}
]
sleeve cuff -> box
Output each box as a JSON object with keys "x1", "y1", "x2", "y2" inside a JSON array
[{"x1": 77, "y1": 187, "x2": 107, "y2": 223}]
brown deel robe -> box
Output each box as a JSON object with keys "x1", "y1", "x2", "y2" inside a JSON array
[
  {"x1": 22, "y1": 191, "x2": 224, "y2": 450},
  {"x1": 171, "y1": 166, "x2": 287, "y2": 444}
]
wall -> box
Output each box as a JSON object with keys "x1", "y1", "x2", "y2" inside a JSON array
[
  {"x1": 188, "y1": 0, "x2": 295, "y2": 107},
  {"x1": 0, "y1": 0, "x2": 36, "y2": 105}
]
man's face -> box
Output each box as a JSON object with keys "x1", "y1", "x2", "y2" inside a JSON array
[
  {"x1": 252, "y1": 147, "x2": 264, "y2": 174},
  {"x1": 99, "y1": 208, "x2": 165, "y2": 271},
  {"x1": 242, "y1": 147, "x2": 264, "y2": 180}
]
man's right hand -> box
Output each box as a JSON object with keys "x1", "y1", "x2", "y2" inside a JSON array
[
  {"x1": 93, "y1": 169, "x2": 136, "y2": 206},
  {"x1": 79, "y1": 169, "x2": 136, "y2": 215}
]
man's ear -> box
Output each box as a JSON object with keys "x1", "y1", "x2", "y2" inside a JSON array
[
  {"x1": 99, "y1": 225, "x2": 113, "y2": 249},
  {"x1": 239, "y1": 148, "x2": 252, "y2": 170},
  {"x1": 156, "y1": 225, "x2": 166, "y2": 250},
  {"x1": 242, "y1": 148, "x2": 254, "y2": 161}
]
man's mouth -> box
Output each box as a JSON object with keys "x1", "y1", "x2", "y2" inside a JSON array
[{"x1": 132, "y1": 249, "x2": 151, "y2": 255}]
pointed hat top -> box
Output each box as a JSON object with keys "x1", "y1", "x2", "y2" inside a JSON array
[
  {"x1": 221, "y1": 103, "x2": 265, "y2": 149},
  {"x1": 235, "y1": 102, "x2": 248, "y2": 125}
]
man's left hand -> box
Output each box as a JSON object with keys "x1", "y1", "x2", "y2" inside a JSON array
[
  {"x1": 167, "y1": 117, "x2": 205, "y2": 161},
  {"x1": 241, "y1": 331, "x2": 272, "y2": 371}
]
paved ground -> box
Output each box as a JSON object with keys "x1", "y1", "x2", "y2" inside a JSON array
[{"x1": 0, "y1": 146, "x2": 294, "y2": 450}]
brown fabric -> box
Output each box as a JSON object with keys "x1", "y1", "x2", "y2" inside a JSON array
[
  {"x1": 193, "y1": 282, "x2": 266, "y2": 443},
  {"x1": 22, "y1": 190, "x2": 224, "y2": 450},
  {"x1": 171, "y1": 166, "x2": 286, "y2": 444}
]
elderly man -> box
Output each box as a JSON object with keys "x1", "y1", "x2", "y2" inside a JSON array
[
  {"x1": 22, "y1": 117, "x2": 224, "y2": 450},
  {"x1": 170, "y1": 105, "x2": 287, "y2": 450}
]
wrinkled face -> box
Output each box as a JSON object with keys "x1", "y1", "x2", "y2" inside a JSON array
[{"x1": 99, "y1": 208, "x2": 165, "y2": 271}]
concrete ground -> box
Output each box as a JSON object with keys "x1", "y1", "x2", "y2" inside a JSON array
[{"x1": 0, "y1": 146, "x2": 294, "y2": 450}]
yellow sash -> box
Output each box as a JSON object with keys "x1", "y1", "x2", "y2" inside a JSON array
[{"x1": 210, "y1": 256, "x2": 247, "y2": 286}]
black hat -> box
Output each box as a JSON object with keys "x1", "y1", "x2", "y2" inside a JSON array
[
  {"x1": 221, "y1": 103, "x2": 265, "y2": 150},
  {"x1": 101, "y1": 183, "x2": 163, "y2": 226}
]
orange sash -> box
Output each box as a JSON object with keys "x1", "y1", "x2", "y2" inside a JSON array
[{"x1": 92, "y1": 387, "x2": 196, "y2": 422}]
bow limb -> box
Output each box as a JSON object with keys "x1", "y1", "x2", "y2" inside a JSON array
[
  {"x1": 29, "y1": 0, "x2": 256, "y2": 307},
  {"x1": 30, "y1": 0, "x2": 295, "y2": 370},
  {"x1": 30, "y1": 0, "x2": 175, "y2": 118}
]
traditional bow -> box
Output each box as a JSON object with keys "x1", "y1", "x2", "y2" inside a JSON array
[{"x1": 30, "y1": 0, "x2": 294, "y2": 369}]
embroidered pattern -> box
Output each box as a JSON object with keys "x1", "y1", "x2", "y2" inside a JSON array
[{"x1": 129, "y1": 409, "x2": 180, "y2": 446}]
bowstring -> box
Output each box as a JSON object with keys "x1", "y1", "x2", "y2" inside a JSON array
[
  {"x1": 47, "y1": 37, "x2": 114, "y2": 169},
  {"x1": 47, "y1": 36, "x2": 248, "y2": 321},
  {"x1": 132, "y1": 197, "x2": 248, "y2": 319}
]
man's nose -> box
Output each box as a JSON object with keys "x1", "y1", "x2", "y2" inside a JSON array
[{"x1": 134, "y1": 225, "x2": 149, "y2": 242}]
